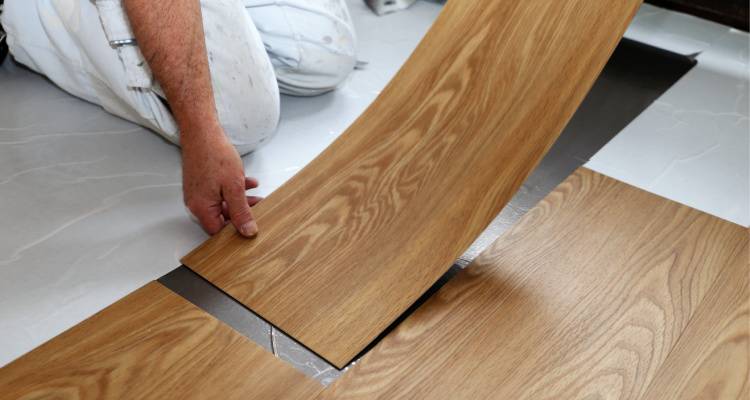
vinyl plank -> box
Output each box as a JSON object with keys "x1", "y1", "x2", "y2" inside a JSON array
[
  {"x1": 459, "y1": 38, "x2": 696, "y2": 263},
  {"x1": 640, "y1": 243, "x2": 749, "y2": 399},
  {"x1": 317, "y1": 168, "x2": 748, "y2": 399},
  {"x1": 182, "y1": 0, "x2": 642, "y2": 367},
  {"x1": 0, "y1": 282, "x2": 321, "y2": 400}
]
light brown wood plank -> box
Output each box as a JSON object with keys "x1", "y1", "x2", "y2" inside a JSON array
[
  {"x1": 0, "y1": 282, "x2": 321, "y2": 400},
  {"x1": 317, "y1": 168, "x2": 748, "y2": 399},
  {"x1": 640, "y1": 240, "x2": 749, "y2": 400},
  {"x1": 182, "y1": 0, "x2": 642, "y2": 367}
]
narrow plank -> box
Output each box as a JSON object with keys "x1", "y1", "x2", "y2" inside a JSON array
[
  {"x1": 640, "y1": 242, "x2": 749, "y2": 399},
  {"x1": 0, "y1": 282, "x2": 321, "y2": 400},
  {"x1": 317, "y1": 168, "x2": 748, "y2": 399},
  {"x1": 182, "y1": 0, "x2": 642, "y2": 367}
]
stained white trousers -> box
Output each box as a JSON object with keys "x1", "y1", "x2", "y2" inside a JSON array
[{"x1": 1, "y1": 0, "x2": 357, "y2": 154}]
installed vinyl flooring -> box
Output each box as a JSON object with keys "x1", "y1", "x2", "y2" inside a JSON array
[
  {"x1": 318, "y1": 168, "x2": 748, "y2": 399},
  {"x1": 0, "y1": 283, "x2": 321, "y2": 400}
]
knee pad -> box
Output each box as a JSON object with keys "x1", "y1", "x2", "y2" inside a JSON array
[{"x1": 246, "y1": 0, "x2": 358, "y2": 96}]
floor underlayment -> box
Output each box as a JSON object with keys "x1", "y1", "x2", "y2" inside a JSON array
[{"x1": 0, "y1": 0, "x2": 747, "y2": 384}]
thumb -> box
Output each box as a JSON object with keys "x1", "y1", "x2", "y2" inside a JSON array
[{"x1": 224, "y1": 182, "x2": 258, "y2": 237}]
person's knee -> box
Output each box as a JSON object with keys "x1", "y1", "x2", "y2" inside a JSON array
[
  {"x1": 247, "y1": 0, "x2": 358, "y2": 96},
  {"x1": 202, "y1": 0, "x2": 281, "y2": 154},
  {"x1": 276, "y1": 39, "x2": 358, "y2": 97},
  {"x1": 222, "y1": 94, "x2": 280, "y2": 156}
]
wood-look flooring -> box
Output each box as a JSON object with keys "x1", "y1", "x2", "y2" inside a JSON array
[
  {"x1": 3, "y1": 169, "x2": 745, "y2": 399},
  {"x1": 182, "y1": 0, "x2": 643, "y2": 368},
  {"x1": 0, "y1": 282, "x2": 322, "y2": 400},
  {"x1": 317, "y1": 168, "x2": 749, "y2": 399}
]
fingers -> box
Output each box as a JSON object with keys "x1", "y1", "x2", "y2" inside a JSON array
[
  {"x1": 224, "y1": 182, "x2": 258, "y2": 237},
  {"x1": 247, "y1": 196, "x2": 263, "y2": 207},
  {"x1": 245, "y1": 177, "x2": 259, "y2": 190},
  {"x1": 244, "y1": 177, "x2": 261, "y2": 208},
  {"x1": 190, "y1": 177, "x2": 261, "y2": 237},
  {"x1": 188, "y1": 200, "x2": 226, "y2": 235},
  {"x1": 221, "y1": 196, "x2": 263, "y2": 220}
]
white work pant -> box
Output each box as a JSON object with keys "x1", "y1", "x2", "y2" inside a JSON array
[{"x1": 1, "y1": 0, "x2": 358, "y2": 154}]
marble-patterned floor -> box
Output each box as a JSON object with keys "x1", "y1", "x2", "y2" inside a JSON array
[
  {"x1": 0, "y1": 0, "x2": 747, "y2": 384},
  {"x1": 587, "y1": 3, "x2": 749, "y2": 228}
]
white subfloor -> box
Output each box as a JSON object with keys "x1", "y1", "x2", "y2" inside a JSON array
[
  {"x1": 587, "y1": 4, "x2": 749, "y2": 227},
  {"x1": 0, "y1": 1, "x2": 747, "y2": 368}
]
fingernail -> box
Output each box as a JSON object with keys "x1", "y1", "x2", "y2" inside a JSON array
[{"x1": 240, "y1": 221, "x2": 258, "y2": 237}]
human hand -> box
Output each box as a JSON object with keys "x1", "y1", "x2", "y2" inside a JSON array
[
  {"x1": 124, "y1": 0, "x2": 262, "y2": 236},
  {"x1": 181, "y1": 130, "x2": 262, "y2": 237}
]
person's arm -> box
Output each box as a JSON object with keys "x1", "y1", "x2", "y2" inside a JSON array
[{"x1": 123, "y1": 0, "x2": 259, "y2": 237}]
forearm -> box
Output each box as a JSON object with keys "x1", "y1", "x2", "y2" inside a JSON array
[
  {"x1": 123, "y1": 0, "x2": 222, "y2": 150},
  {"x1": 123, "y1": 0, "x2": 259, "y2": 237}
]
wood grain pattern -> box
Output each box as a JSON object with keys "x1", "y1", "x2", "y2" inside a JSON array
[
  {"x1": 640, "y1": 241, "x2": 749, "y2": 400},
  {"x1": 0, "y1": 282, "x2": 321, "y2": 400},
  {"x1": 317, "y1": 168, "x2": 749, "y2": 399},
  {"x1": 182, "y1": 0, "x2": 642, "y2": 367}
]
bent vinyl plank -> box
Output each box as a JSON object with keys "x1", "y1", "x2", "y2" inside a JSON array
[
  {"x1": 0, "y1": 282, "x2": 321, "y2": 400},
  {"x1": 317, "y1": 168, "x2": 748, "y2": 399},
  {"x1": 182, "y1": 0, "x2": 642, "y2": 367}
]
